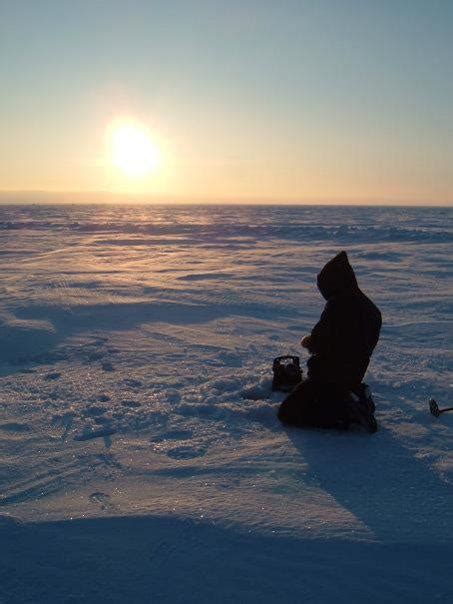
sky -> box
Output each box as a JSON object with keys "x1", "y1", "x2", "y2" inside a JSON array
[{"x1": 1, "y1": 0, "x2": 452, "y2": 204}]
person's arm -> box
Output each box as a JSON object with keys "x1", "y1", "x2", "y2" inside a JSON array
[{"x1": 304, "y1": 301, "x2": 335, "y2": 354}]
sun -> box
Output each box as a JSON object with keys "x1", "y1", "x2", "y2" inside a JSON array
[{"x1": 108, "y1": 121, "x2": 160, "y2": 178}]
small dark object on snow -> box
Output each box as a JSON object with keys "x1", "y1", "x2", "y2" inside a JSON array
[
  {"x1": 272, "y1": 356, "x2": 303, "y2": 393},
  {"x1": 429, "y1": 398, "x2": 453, "y2": 417},
  {"x1": 430, "y1": 399, "x2": 440, "y2": 417}
]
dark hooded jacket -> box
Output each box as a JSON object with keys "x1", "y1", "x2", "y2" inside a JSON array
[{"x1": 306, "y1": 251, "x2": 381, "y2": 388}]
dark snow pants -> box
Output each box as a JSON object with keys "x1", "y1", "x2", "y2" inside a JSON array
[{"x1": 278, "y1": 379, "x2": 350, "y2": 429}]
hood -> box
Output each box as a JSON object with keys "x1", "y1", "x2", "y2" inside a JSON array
[{"x1": 317, "y1": 251, "x2": 358, "y2": 300}]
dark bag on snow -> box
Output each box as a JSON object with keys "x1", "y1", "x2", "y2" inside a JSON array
[{"x1": 272, "y1": 356, "x2": 303, "y2": 393}]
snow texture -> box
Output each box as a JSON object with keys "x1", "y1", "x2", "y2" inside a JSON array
[{"x1": 0, "y1": 204, "x2": 452, "y2": 603}]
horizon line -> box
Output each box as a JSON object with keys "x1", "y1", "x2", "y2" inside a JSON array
[{"x1": 0, "y1": 190, "x2": 452, "y2": 207}]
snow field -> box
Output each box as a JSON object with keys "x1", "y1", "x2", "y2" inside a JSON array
[{"x1": 0, "y1": 204, "x2": 452, "y2": 602}]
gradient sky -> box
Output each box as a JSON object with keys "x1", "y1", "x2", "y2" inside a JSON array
[{"x1": 1, "y1": 0, "x2": 452, "y2": 204}]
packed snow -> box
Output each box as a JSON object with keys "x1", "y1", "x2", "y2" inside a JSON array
[{"x1": 0, "y1": 204, "x2": 452, "y2": 602}]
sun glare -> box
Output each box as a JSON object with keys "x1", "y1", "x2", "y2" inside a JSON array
[{"x1": 108, "y1": 121, "x2": 160, "y2": 178}]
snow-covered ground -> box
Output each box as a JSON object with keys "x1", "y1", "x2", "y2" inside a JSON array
[{"x1": 0, "y1": 204, "x2": 452, "y2": 602}]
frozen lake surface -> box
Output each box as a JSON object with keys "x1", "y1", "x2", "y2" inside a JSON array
[{"x1": 0, "y1": 204, "x2": 452, "y2": 602}]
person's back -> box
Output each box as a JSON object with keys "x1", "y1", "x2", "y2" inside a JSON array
[
  {"x1": 306, "y1": 251, "x2": 381, "y2": 388},
  {"x1": 278, "y1": 251, "x2": 382, "y2": 431}
]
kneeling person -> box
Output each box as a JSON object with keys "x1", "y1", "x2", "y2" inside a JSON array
[{"x1": 278, "y1": 251, "x2": 382, "y2": 432}]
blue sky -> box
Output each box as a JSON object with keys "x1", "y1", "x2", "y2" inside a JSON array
[{"x1": 1, "y1": 0, "x2": 452, "y2": 203}]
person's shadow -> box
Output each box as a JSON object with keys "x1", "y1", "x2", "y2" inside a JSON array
[{"x1": 284, "y1": 420, "x2": 452, "y2": 544}]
